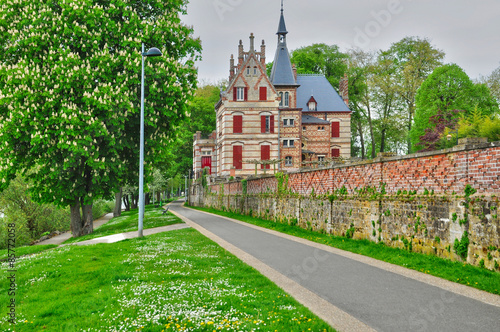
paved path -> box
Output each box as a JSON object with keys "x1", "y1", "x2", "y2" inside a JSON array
[
  {"x1": 169, "y1": 201, "x2": 500, "y2": 332},
  {"x1": 36, "y1": 213, "x2": 115, "y2": 245},
  {"x1": 67, "y1": 223, "x2": 190, "y2": 246}
]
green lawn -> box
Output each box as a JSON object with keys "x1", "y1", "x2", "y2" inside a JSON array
[
  {"x1": 0, "y1": 245, "x2": 57, "y2": 261},
  {"x1": 63, "y1": 205, "x2": 183, "y2": 244},
  {"x1": 0, "y1": 228, "x2": 333, "y2": 331},
  {"x1": 188, "y1": 205, "x2": 500, "y2": 295}
]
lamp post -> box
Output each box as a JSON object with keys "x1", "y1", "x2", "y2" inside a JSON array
[
  {"x1": 184, "y1": 175, "x2": 188, "y2": 202},
  {"x1": 138, "y1": 43, "x2": 162, "y2": 238}
]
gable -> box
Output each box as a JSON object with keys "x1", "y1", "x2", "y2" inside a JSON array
[{"x1": 227, "y1": 52, "x2": 277, "y2": 101}]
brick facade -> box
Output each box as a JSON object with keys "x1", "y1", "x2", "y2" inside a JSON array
[{"x1": 206, "y1": 139, "x2": 500, "y2": 196}]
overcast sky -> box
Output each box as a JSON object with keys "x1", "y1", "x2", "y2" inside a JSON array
[{"x1": 181, "y1": 0, "x2": 500, "y2": 84}]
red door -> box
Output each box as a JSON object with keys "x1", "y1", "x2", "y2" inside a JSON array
[{"x1": 201, "y1": 156, "x2": 212, "y2": 175}]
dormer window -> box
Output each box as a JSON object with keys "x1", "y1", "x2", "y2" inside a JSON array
[
  {"x1": 307, "y1": 96, "x2": 318, "y2": 111},
  {"x1": 246, "y1": 67, "x2": 250, "y2": 75},
  {"x1": 254, "y1": 67, "x2": 258, "y2": 75}
]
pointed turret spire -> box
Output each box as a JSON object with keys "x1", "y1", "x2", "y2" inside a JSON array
[
  {"x1": 270, "y1": 0, "x2": 297, "y2": 86},
  {"x1": 277, "y1": 0, "x2": 287, "y2": 35}
]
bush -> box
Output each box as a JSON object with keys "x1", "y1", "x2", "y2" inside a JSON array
[
  {"x1": 92, "y1": 199, "x2": 115, "y2": 220},
  {"x1": 0, "y1": 176, "x2": 70, "y2": 249}
]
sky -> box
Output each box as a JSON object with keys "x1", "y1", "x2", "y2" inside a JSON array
[{"x1": 181, "y1": 0, "x2": 500, "y2": 84}]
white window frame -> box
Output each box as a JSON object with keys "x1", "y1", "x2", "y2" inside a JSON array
[
  {"x1": 309, "y1": 101, "x2": 316, "y2": 111},
  {"x1": 283, "y1": 139, "x2": 295, "y2": 148},
  {"x1": 279, "y1": 92, "x2": 283, "y2": 107},
  {"x1": 283, "y1": 118, "x2": 295, "y2": 127},
  {"x1": 237, "y1": 87, "x2": 245, "y2": 101},
  {"x1": 254, "y1": 67, "x2": 258, "y2": 75},
  {"x1": 318, "y1": 156, "x2": 325, "y2": 162},
  {"x1": 284, "y1": 92, "x2": 289, "y2": 107},
  {"x1": 285, "y1": 156, "x2": 293, "y2": 166}
]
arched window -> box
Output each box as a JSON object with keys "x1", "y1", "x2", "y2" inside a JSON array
[
  {"x1": 279, "y1": 92, "x2": 283, "y2": 107},
  {"x1": 284, "y1": 92, "x2": 289, "y2": 107}
]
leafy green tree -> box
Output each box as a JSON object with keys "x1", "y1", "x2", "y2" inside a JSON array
[
  {"x1": 479, "y1": 66, "x2": 500, "y2": 103},
  {"x1": 411, "y1": 64, "x2": 498, "y2": 150},
  {"x1": 454, "y1": 109, "x2": 500, "y2": 143},
  {"x1": 382, "y1": 37, "x2": 445, "y2": 153},
  {"x1": 164, "y1": 85, "x2": 219, "y2": 179},
  {"x1": 0, "y1": 0, "x2": 201, "y2": 236},
  {"x1": 370, "y1": 53, "x2": 406, "y2": 155},
  {"x1": 291, "y1": 44, "x2": 348, "y2": 88}
]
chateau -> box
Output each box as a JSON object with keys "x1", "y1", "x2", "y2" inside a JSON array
[{"x1": 193, "y1": 5, "x2": 351, "y2": 179}]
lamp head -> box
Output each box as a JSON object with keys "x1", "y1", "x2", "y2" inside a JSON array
[{"x1": 144, "y1": 47, "x2": 162, "y2": 57}]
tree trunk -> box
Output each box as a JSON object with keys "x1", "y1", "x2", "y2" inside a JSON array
[
  {"x1": 114, "y1": 188, "x2": 122, "y2": 217},
  {"x1": 131, "y1": 194, "x2": 138, "y2": 210},
  {"x1": 367, "y1": 105, "x2": 376, "y2": 159},
  {"x1": 123, "y1": 194, "x2": 130, "y2": 211},
  {"x1": 356, "y1": 120, "x2": 366, "y2": 159},
  {"x1": 407, "y1": 103, "x2": 415, "y2": 154},
  {"x1": 380, "y1": 129, "x2": 386, "y2": 153},
  {"x1": 145, "y1": 193, "x2": 150, "y2": 206},
  {"x1": 70, "y1": 198, "x2": 93, "y2": 237}
]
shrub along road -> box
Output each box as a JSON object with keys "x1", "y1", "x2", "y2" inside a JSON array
[{"x1": 170, "y1": 201, "x2": 500, "y2": 332}]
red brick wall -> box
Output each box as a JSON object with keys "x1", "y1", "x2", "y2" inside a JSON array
[{"x1": 210, "y1": 142, "x2": 500, "y2": 195}]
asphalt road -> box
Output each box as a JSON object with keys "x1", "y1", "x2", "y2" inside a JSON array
[{"x1": 170, "y1": 201, "x2": 500, "y2": 332}]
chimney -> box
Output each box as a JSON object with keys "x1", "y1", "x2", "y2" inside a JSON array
[
  {"x1": 260, "y1": 40, "x2": 266, "y2": 65},
  {"x1": 339, "y1": 74, "x2": 349, "y2": 106},
  {"x1": 249, "y1": 33, "x2": 255, "y2": 53},
  {"x1": 292, "y1": 64, "x2": 297, "y2": 81},
  {"x1": 229, "y1": 54, "x2": 235, "y2": 81},
  {"x1": 238, "y1": 40, "x2": 244, "y2": 66},
  {"x1": 195, "y1": 131, "x2": 201, "y2": 141}
]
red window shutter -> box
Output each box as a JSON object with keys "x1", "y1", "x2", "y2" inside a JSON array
[
  {"x1": 233, "y1": 146, "x2": 243, "y2": 169},
  {"x1": 259, "y1": 87, "x2": 267, "y2": 101},
  {"x1": 233, "y1": 115, "x2": 242, "y2": 134},
  {"x1": 244, "y1": 87, "x2": 248, "y2": 101},
  {"x1": 261, "y1": 145, "x2": 270, "y2": 169},
  {"x1": 270, "y1": 115, "x2": 275, "y2": 133},
  {"x1": 233, "y1": 87, "x2": 237, "y2": 101},
  {"x1": 261, "y1": 116, "x2": 266, "y2": 133},
  {"x1": 332, "y1": 122, "x2": 340, "y2": 138},
  {"x1": 332, "y1": 148, "x2": 340, "y2": 157}
]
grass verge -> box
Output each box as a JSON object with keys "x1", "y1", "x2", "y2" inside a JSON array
[
  {"x1": 0, "y1": 245, "x2": 57, "y2": 261},
  {"x1": 63, "y1": 204, "x2": 182, "y2": 244},
  {"x1": 0, "y1": 229, "x2": 333, "y2": 331},
  {"x1": 188, "y1": 205, "x2": 500, "y2": 295}
]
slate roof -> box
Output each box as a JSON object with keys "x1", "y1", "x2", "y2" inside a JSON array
[
  {"x1": 302, "y1": 114, "x2": 331, "y2": 125},
  {"x1": 270, "y1": 46, "x2": 296, "y2": 86},
  {"x1": 297, "y1": 74, "x2": 351, "y2": 113}
]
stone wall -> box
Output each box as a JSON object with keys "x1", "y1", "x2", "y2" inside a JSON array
[{"x1": 190, "y1": 139, "x2": 500, "y2": 270}]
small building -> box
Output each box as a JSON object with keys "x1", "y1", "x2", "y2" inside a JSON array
[{"x1": 193, "y1": 5, "x2": 351, "y2": 179}]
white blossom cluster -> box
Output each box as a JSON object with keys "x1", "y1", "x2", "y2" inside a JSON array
[{"x1": 0, "y1": 0, "x2": 201, "y2": 206}]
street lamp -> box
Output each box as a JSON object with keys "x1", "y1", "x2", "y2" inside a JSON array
[{"x1": 139, "y1": 43, "x2": 162, "y2": 238}]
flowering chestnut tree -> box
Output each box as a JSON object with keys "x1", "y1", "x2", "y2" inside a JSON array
[{"x1": 0, "y1": 0, "x2": 201, "y2": 236}]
